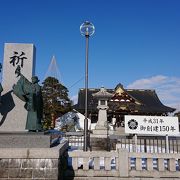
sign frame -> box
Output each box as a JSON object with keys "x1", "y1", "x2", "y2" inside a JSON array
[{"x1": 125, "y1": 115, "x2": 179, "y2": 136}]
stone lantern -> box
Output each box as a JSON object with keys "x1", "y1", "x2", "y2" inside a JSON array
[{"x1": 92, "y1": 87, "x2": 113, "y2": 137}]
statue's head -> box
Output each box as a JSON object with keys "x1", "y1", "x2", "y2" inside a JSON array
[{"x1": 32, "y1": 76, "x2": 40, "y2": 84}]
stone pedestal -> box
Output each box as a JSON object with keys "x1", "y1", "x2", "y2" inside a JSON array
[
  {"x1": 92, "y1": 108, "x2": 114, "y2": 137},
  {"x1": 92, "y1": 87, "x2": 113, "y2": 137},
  {"x1": 0, "y1": 142, "x2": 68, "y2": 180},
  {"x1": 92, "y1": 107, "x2": 109, "y2": 137},
  {"x1": 0, "y1": 132, "x2": 51, "y2": 148},
  {"x1": 0, "y1": 43, "x2": 35, "y2": 131},
  {"x1": 94, "y1": 109, "x2": 107, "y2": 129},
  {"x1": 92, "y1": 129, "x2": 114, "y2": 138},
  {"x1": 90, "y1": 136, "x2": 110, "y2": 151}
]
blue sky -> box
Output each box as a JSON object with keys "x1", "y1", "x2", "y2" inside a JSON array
[{"x1": 0, "y1": 0, "x2": 180, "y2": 110}]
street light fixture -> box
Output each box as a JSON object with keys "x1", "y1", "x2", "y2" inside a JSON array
[{"x1": 80, "y1": 21, "x2": 95, "y2": 151}]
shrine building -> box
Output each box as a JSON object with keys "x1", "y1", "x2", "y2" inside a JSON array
[{"x1": 74, "y1": 83, "x2": 175, "y2": 126}]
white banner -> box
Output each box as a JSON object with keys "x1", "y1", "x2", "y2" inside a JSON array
[{"x1": 125, "y1": 115, "x2": 179, "y2": 136}]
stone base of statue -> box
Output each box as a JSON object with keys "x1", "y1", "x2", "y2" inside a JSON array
[
  {"x1": 0, "y1": 132, "x2": 51, "y2": 148},
  {"x1": 90, "y1": 135, "x2": 114, "y2": 151},
  {"x1": 92, "y1": 124, "x2": 114, "y2": 138},
  {"x1": 90, "y1": 137, "x2": 109, "y2": 151},
  {"x1": 91, "y1": 127, "x2": 114, "y2": 151},
  {"x1": 92, "y1": 129, "x2": 114, "y2": 138}
]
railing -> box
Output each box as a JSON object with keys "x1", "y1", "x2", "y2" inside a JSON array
[
  {"x1": 47, "y1": 130, "x2": 86, "y2": 149},
  {"x1": 66, "y1": 149, "x2": 180, "y2": 179},
  {"x1": 109, "y1": 135, "x2": 180, "y2": 153},
  {"x1": 65, "y1": 132, "x2": 84, "y2": 150},
  {"x1": 49, "y1": 129, "x2": 180, "y2": 153},
  {"x1": 66, "y1": 150, "x2": 120, "y2": 177},
  {"x1": 129, "y1": 152, "x2": 180, "y2": 178}
]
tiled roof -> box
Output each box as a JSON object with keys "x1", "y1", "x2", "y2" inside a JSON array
[{"x1": 74, "y1": 87, "x2": 175, "y2": 114}]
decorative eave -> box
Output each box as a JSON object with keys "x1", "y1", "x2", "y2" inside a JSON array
[{"x1": 111, "y1": 84, "x2": 142, "y2": 105}]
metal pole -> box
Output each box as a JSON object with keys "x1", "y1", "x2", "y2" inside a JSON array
[{"x1": 84, "y1": 35, "x2": 89, "y2": 151}]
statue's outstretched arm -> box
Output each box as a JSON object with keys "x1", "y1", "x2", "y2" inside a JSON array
[{"x1": 14, "y1": 65, "x2": 30, "y2": 83}]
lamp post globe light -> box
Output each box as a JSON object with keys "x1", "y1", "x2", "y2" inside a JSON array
[
  {"x1": 80, "y1": 21, "x2": 95, "y2": 37},
  {"x1": 80, "y1": 21, "x2": 95, "y2": 151}
]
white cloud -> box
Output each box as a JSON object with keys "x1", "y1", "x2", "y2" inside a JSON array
[
  {"x1": 71, "y1": 95, "x2": 78, "y2": 105},
  {"x1": 127, "y1": 75, "x2": 180, "y2": 112},
  {"x1": 127, "y1": 75, "x2": 168, "y2": 89}
]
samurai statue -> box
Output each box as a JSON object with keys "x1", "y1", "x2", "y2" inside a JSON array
[{"x1": 13, "y1": 65, "x2": 43, "y2": 131}]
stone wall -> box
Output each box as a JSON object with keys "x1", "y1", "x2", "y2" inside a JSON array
[
  {"x1": 0, "y1": 158, "x2": 59, "y2": 179},
  {"x1": 0, "y1": 142, "x2": 68, "y2": 180}
]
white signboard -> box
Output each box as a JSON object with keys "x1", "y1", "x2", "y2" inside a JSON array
[{"x1": 125, "y1": 115, "x2": 179, "y2": 136}]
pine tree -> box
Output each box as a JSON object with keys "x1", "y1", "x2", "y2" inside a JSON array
[{"x1": 42, "y1": 77, "x2": 72, "y2": 129}]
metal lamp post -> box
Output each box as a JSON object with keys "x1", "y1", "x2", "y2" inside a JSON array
[{"x1": 80, "y1": 21, "x2": 95, "y2": 151}]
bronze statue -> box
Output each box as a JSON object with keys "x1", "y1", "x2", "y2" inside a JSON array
[{"x1": 13, "y1": 65, "x2": 43, "y2": 131}]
